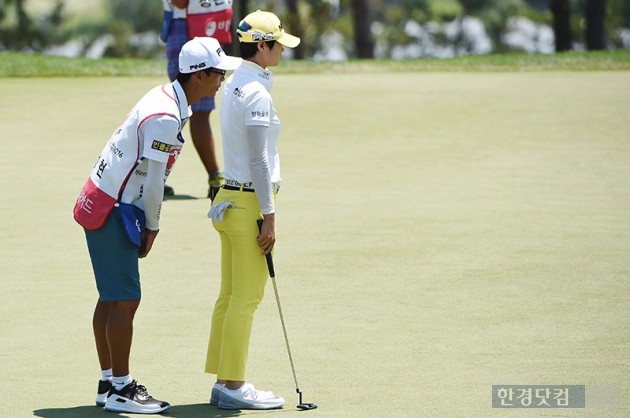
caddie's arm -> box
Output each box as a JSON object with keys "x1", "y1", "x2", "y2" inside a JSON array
[
  {"x1": 137, "y1": 114, "x2": 180, "y2": 257},
  {"x1": 139, "y1": 229, "x2": 159, "y2": 258},
  {"x1": 139, "y1": 158, "x2": 166, "y2": 257}
]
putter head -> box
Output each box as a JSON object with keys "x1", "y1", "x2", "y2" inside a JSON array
[{"x1": 297, "y1": 402, "x2": 317, "y2": 410}]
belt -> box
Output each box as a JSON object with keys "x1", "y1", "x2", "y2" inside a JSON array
[
  {"x1": 223, "y1": 179, "x2": 255, "y2": 192},
  {"x1": 223, "y1": 184, "x2": 255, "y2": 192},
  {"x1": 222, "y1": 179, "x2": 280, "y2": 194}
]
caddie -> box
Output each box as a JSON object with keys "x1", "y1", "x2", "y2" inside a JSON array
[{"x1": 73, "y1": 37, "x2": 241, "y2": 415}]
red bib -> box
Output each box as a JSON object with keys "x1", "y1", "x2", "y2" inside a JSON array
[{"x1": 187, "y1": 1, "x2": 233, "y2": 45}]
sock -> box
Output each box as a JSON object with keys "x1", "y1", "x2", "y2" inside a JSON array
[
  {"x1": 101, "y1": 369, "x2": 113, "y2": 381},
  {"x1": 112, "y1": 374, "x2": 132, "y2": 391}
]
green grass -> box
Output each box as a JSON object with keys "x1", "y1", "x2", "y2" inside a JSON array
[
  {"x1": 1, "y1": 49, "x2": 630, "y2": 77},
  {"x1": 1, "y1": 65, "x2": 629, "y2": 417}
]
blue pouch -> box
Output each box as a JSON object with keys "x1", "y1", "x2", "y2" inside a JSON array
[
  {"x1": 160, "y1": 10, "x2": 173, "y2": 42},
  {"x1": 118, "y1": 203, "x2": 146, "y2": 248}
]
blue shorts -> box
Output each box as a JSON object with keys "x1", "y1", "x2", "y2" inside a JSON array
[
  {"x1": 85, "y1": 208, "x2": 141, "y2": 301},
  {"x1": 166, "y1": 18, "x2": 215, "y2": 112}
]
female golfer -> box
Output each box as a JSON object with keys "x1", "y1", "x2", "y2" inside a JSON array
[{"x1": 204, "y1": 10, "x2": 300, "y2": 410}]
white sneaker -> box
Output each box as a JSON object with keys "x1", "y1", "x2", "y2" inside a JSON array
[
  {"x1": 104, "y1": 380, "x2": 170, "y2": 414},
  {"x1": 218, "y1": 383, "x2": 285, "y2": 410},
  {"x1": 210, "y1": 382, "x2": 273, "y2": 406},
  {"x1": 95, "y1": 379, "x2": 112, "y2": 407},
  {"x1": 210, "y1": 383, "x2": 225, "y2": 405}
]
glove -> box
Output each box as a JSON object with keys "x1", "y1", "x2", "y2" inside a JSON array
[
  {"x1": 208, "y1": 201, "x2": 234, "y2": 223},
  {"x1": 208, "y1": 171, "x2": 224, "y2": 201}
]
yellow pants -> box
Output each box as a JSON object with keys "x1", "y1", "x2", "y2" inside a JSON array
[{"x1": 205, "y1": 189, "x2": 272, "y2": 380}]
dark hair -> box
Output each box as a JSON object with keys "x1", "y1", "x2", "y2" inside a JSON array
[
  {"x1": 239, "y1": 40, "x2": 277, "y2": 59},
  {"x1": 176, "y1": 72, "x2": 192, "y2": 85},
  {"x1": 175, "y1": 67, "x2": 216, "y2": 85}
]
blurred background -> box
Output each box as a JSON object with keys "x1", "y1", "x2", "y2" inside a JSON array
[{"x1": 0, "y1": 0, "x2": 628, "y2": 61}]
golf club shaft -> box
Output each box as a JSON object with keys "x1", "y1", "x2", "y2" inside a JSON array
[
  {"x1": 256, "y1": 219, "x2": 300, "y2": 390},
  {"x1": 270, "y1": 275, "x2": 300, "y2": 391}
]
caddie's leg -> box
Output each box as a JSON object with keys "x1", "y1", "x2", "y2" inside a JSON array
[
  {"x1": 107, "y1": 300, "x2": 140, "y2": 377},
  {"x1": 87, "y1": 208, "x2": 142, "y2": 377},
  {"x1": 93, "y1": 300, "x2": 113, "y2": 370}
]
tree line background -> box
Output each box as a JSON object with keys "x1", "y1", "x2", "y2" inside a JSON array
[{"x1": 0, "y1": 0, "x2": 629, "y2": 59}]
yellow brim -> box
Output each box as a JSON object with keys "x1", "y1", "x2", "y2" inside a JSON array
[{"x1": 277, "y1": 33, "x2": 301, "y2": 48}]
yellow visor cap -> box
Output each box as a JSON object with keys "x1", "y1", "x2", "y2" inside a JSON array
[{"x1": 237, "y1": 10, "x2": 301, "y2": 48}]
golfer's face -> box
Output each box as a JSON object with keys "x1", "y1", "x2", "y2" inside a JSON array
[{"x1": 269, "y1": 42, "x2": 284, "y2": 66}]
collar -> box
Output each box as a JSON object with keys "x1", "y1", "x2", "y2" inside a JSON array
[
  {"x1": 239, "y1": 60, "x2": 274, "y2": 91},
  {"x1": 172, "y1": 80, "x2": 192, "y2": 123}
]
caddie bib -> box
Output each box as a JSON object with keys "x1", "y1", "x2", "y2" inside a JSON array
[{"x1": 187, "y1": 0, "x2": 233, "y2": 44}]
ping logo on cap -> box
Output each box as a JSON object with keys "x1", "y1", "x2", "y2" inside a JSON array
[
  {"x1": 189, "y1": 62, "x2": 207, "y2": 70},
  {"x1": 252, "y1": 32, "x2": 275, "y2": 41}
]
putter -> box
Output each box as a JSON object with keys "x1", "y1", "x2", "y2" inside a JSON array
[{"x1": 257, "y1": 219, "x2": 317, "y2": 411}]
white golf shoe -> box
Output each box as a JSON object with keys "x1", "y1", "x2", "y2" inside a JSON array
[
  {"x1": 210, "y1": 383, "x2": 226, "y2": 405},
  {"x1": 218, "y1": 383, "x2": 284, "y2": 410}
]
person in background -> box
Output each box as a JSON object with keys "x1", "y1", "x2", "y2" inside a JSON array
[
  {"x1": 205, "y1": 10, "x2": 300, "y2": 410},
  {"x1": 161, "y1": 0, "x2": 234, "y2": 199},
  {"x1": 73, "y1": 37, "x2": 240, "y2": 414}
]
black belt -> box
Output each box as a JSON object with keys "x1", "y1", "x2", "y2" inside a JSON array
[{"x1": 222, "y1": 185, "x2": 255, "y2": 192}]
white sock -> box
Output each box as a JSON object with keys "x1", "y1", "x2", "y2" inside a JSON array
[
  {"x1": 112, "y1": 374, "x2": 132, "y2": 390},
  {"x1": 101, "y1": 369, "x2": 113, "y2": 381}
]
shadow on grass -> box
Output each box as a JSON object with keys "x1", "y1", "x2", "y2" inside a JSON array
[
  {"x1": 163, "y1": 194, "x2": 199, "y2": 201},
  {"x1": 34, "y1": 406, "x2": 111, "y2": 417},
  {"x1": 34, "y1": 404, "x2": 292, "y2": 417},
  {"x1": 166, "y1": 404, "x2": 295, "y2": 417}
]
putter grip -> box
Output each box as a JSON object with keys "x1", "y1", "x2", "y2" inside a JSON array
[{"x1": 256, "y1": 219, "x2": 275, "y2": 278}]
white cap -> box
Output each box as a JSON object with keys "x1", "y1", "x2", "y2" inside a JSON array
[{"x1": 178, "y1": 37, "x2": 242, "y2": 74}]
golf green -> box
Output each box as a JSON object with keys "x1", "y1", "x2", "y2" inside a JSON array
[{"x1": 0, "y1": 71, "x2": 628, "y2": 417}]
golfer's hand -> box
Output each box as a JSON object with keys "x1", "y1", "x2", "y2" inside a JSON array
[
  {"x1": 139, "y1": 229, "x2": 159, "y2": 258},
  {"x1": 256, "y1": 215, "x2": 275, "y2": 255}
]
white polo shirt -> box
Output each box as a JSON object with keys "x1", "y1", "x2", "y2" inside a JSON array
[
  {"x1": 88, "y1": 81, "x2": 190, "y2": 228},
  {"x1": 220, "y1": 60, "x2": 281, "y2": 186}
]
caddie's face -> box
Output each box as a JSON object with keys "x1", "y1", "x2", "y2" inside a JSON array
[{"x1": 200, "y1": 69, "x2": 226, "y2": 96}]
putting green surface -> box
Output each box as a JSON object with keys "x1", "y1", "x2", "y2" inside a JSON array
[{"x1": 1, "y1": 71, "x2": 629, "y2": 417}]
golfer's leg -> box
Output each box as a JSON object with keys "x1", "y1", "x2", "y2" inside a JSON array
[
  {"x1": 206, "y1": 230, "x2": 233, "y2": 374},
  {"x1": 107, "y1": 300, "x2": 140, "y2": 377},
  {"x1": 93, "y1": 300, "x2": 113, "y2": 370},
  {"x1": 218, "y1": 215, "x2": 268, "y2": 382}
]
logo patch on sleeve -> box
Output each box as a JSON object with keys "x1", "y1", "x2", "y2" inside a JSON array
[{"x1": 151, "y1": 140, "x2": 173, "y2": 153}]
